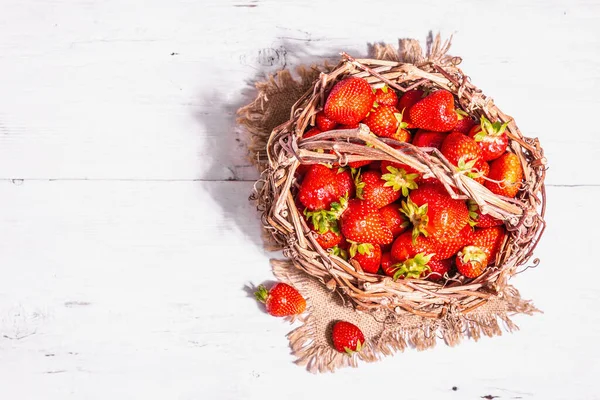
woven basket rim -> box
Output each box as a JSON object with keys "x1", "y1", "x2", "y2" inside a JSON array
[{"x1": 256, "y1": 46, "x2": 546, "y2": 318}]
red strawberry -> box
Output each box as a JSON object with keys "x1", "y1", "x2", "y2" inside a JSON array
[
  {"x1": 468, "y1": 116, "x2": 509, "y2": 161},
  {"x1": 426, "y1": 259, "x2": 453, "y2": 281},
  {"x1": 470, "y1": 159, "x2": 490, "y2": 185},
  {"x1": 485, "y1": 153, "x2": 523, "y2": 198},
  {"x1": 340, "y1": 199, "x2": 393, "y2": 245},
  {"x1": 255, "y1": 283, "x2": 306, "y2": 317},
  {"x1": 355, "y1": 170, "x2": 401, "y2": 209},
  {"x1": 431, "y1": 224, "x2": 474, "y2": 260},
  {"x1": 363, "y1": 105, "x2": 406, "y2": 139},
  {"x1": 348, "y1": 160, "x2": 372, "y2": 169},
  {"x1": 397, "y1": 89, "x2": 425, "y2": 128},
  {"x1": 324, "y1": 77, "x2": 375, "y2": 125},
  {"x1": 349, "y1": 242, "x2": 381, "y2": 274},
  {"x1": 467, "y1": 200, "x2": 503, "y2": 228},
  {"x1": 332, "y1": 321, "x2": 365, "y2": 354},
  {"x1": 471, "y1": 226, "x2": 506, "y2": 265},
  {"x1": 378, "y1": 203, "x2": 408, "y2": 237},
  {"x1": 412, "y1": 130, "x2": 448, "y2": 150},
  {"x1": 374, "y1": 85, "x2": 398, "y2": 106},
  {"x1": 454, "y1": 110, "x2": 477, "y2": 134},
  {"x1": 315, "y1": 111, "x2": 338, "y2": 131},
  {"x1": 456, "y1": 246, "x2": 489, "y2": 278},
  {"x1": 304, "y1": 127, "x2": 322, "y2": 138},
  {"x1": 340, "y1": 123, "x2": 360, "y2": 129},
  {"x1": 388, "y1": 128, "x2": 412, "y2": 143},
  {"x1": 402, "y1": 183, "x2": 469, "y2": 240},
  {"x1": 313, "y1": 229, "x2": 343, "y2": 249},
  {"x1": 298, "y1": 165, "x2": 354, "y2": 211},
  {"x1": 380, "y1": 252, "x2": 396, "y2": 277},
  {"x1": 409, "y1": 90, "x2": 458, "y2": 132},
  {"x1": 441, "y1": 132, "x2": 482, "y2": 172},
  {"x1": 391, "y1": 231, "x2": 435, "y2": 262}
]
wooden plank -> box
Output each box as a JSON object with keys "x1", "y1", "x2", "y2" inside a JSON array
[
  {"x1": 0, "y1": 180, "x2": 596, "y2": 398},
  {"x1": 0, "y1": 0, "x2": 598, "y2": 184}
]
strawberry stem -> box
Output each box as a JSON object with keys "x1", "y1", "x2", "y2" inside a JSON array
[
  {"x1": 381, "y1": 166, "x2": 419, "y2": 197},
  {"x1": 392, "y1": 253, "x2": 433, "y2": 280},
  {"x1": 400, "y1": 197, "x2": 429, "y2": 243},
  {"x1": 254, "y1": 285, "x2": 269, "y2": 304}
]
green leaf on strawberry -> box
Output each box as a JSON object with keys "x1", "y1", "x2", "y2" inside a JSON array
[
  {"x1": 392, "y1": 252, "x2": 433, "y2": 280},
  {"x1": 347, "y1": 241, "x2": 374, "y2": 258},
  {"x1": 400, "y1": 196, "x2": 429, "y2": 242},
  {"x1": 381, "y1": 166, "x2": 419, "y2": 197}
]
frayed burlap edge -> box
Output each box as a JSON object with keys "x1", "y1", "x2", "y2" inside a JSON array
[{"x1": 273, "y1": 259, "x2": 539, "y2": 373}]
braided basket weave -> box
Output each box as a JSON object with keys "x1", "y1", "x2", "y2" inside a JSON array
[{"x1": 255, "y1": 39, "x2": 547, "y2": 318}]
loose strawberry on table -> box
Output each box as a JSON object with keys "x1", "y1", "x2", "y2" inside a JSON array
[
  {"x1": 332, "y1": 321, "x2": 365, "y2": 354},
  {"x1": 468, "y1": 116, "x2": 509, "y2": 161},
  {"x1": 409, "y1": 89, "x2": 458, "y2": 132},
  {"x1": 348, "y1": 241, "x2": 381, "y2": 274},
  {"x1": 324, "y1": 77, "x2": 375, "y2": 126},
  {"x1": 485, "y1": 152, "x2": 523, "y2": 198},
  {"x1": 255, "y1": 283, "x2": 306, "y2": 317}
]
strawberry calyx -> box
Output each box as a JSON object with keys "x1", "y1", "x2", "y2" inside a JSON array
[
  {"x1": 394, "y1": 111, "x2": 409, "y2": 132},
  {"x1": 254, "y1": 285, "x2": 270, "y2": 304},
  {"x1": 347, "y1": 240, "x2": 374, "y2": 258},
  {"x1": 455, "y1": 109, "x2": 469, "y2": 120},
  {"x1": 458, "y1": 245, "x2": 487, "y2": 263},
  {"x1": 353, "y1": 170, "x2": 366, "y2": 199},
  {"x1": 474, "y1": 116, "x2": 509, "y2": 142},
  {"x1": 400, "y1": 197, "x2": 429, "y2": 242},
  {"x1": 467, "y1": 199, "x2": 480, "y2": 227},
  {"x1": 345, "y1": 339, "x2": 363, "y2": 355},
  {"x1": 381, "y1": 166, "x2": 419, "y2": 197},
  {"x1": 329, "y1": 245, "x2": 349, "y2": 260},
  {"x1": 304, "y1": 195, "x2": 349, "y2": 234},
  {"x1": 392, "y1": 253, "x2": 433, "y2": 280}
]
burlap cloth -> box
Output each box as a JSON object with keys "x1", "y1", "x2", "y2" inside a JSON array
[{"x1": 237, "y1": 36, "x2": 539, "y2": 373}]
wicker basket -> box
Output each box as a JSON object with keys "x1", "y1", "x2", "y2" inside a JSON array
[{"x1": 255, "y1": 42, "x2": 546, "y2": 318}]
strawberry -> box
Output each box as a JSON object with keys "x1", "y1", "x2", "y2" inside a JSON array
[
  {"x1": 402, "y1": 183, "x2": 469, "y2": 240},
  {"x1": 467, "y1": 199, "x2": 503, "y2": 228},
  {"x1": 340, "y1": 199, "x2": 393, "y2": 245},
  {"x1": 468, "y1": 116, "x2": 509, "y2": 161},
  {"x1": 374, "y1": 85, "x2": 398, "y2": 106},
  {"x1": 378, "y1": 203, "x2": 408, "y2": 237},
  {"x1": 332, "y1": 321, "x2": 365, "y2": 354},
  {"x1": 469, "y1": 159, "x2": 490, "y2": 185},
  {"x1": 380, "y1": 252, "x2": 396, "y2": 277},
  {"x1": 328, "y1": 244, "x2": 349, "y2": 261},
  {"x1": 387, "y1": 128, "x2": 412, "y2": 143},
  {"x1": 363, "y1": 105, "x2": 407, "y2": 139},
  {"x1": 431, "y1": 224, "x2": 474, "y2": 260},
  {"x1": 349, "y1": 242, "x2": 381, "y2": 274},
  {"x1": 255, "y1": 283, "x2": 306, "y2": 317},
  {"x1": 324, "y1": 77, "x2": 375, "y2": 125},
  {"x1": 485, "y1": 153, "x2": 523, "y2": 198},
  {"x1": 441, "y1": 132, "x2": 482, "y2": 172},
  {"x1": 340, "y1": 123, "x2": 360, "y2": 129},
  {"x1": 298, "y1": 165, "x2": 354, "y2": 211},
  {"x1": 391, "y1": 231, "x2": 435, "y2": 264},
  {"x1": 303, "y1": 127, "x2": 322, "y2": 138},
  {"x1": 355, "y1": 170, "x2": 402, "y2": 209},
  {"x1": 471, "y1": 226, "x2": 506, "y2": 265},
  {"x1": 454, "y1": 110, "x2": 477, "y2": 134},
  {"x1": 315, "y1": 111, "x2": 338, "y2": 131},
  {"x1": 409, "y1": 90, "x2": 458, "y2": 132},
  {"x1": 426, "y1": 259, "x2": 453, "y2": 281},
  {"x1": 456, "y1": 246, "x2": 489, "y2": 278},
  {"x1": 397, "y1": 89, "x2": 425, "y2": 128},
  {"x1": 412, "y1": 130, "x2": 448, "y2": 150},
  {"x1": 313, "y1": 229, "x2": 343, "y2": 249},
  {"x1": 348, "y1": 160, "x2": 372, "y2": 169}
]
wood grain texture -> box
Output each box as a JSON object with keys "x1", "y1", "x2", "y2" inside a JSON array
[
  {"x1": 0, "y1": 0, "x2": 599, "y2": 398},
  {"x1": 0, "y1": 0, "x2": 599, "y2": 183}
]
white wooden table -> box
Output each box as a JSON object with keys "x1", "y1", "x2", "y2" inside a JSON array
[{"x1": 1, "y1": 1, "x2": 598, "y2": 398}]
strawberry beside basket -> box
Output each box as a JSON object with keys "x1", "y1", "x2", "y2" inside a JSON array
[{"x1": 254, "y1": 38, "x2": 547, "y2": 319}]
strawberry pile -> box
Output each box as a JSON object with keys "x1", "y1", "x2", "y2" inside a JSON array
[{"x1": 296, "y1": 77, "x2": 524, "y2": 282}]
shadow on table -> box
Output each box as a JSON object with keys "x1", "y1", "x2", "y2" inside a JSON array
[{"x1": 193, "y1": 37, "x2": 396, "y2": 254}]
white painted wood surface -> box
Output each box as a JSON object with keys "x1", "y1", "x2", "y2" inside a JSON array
[{"x1": 1, "y1": 0, "x2": 598, "y2": 398}]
